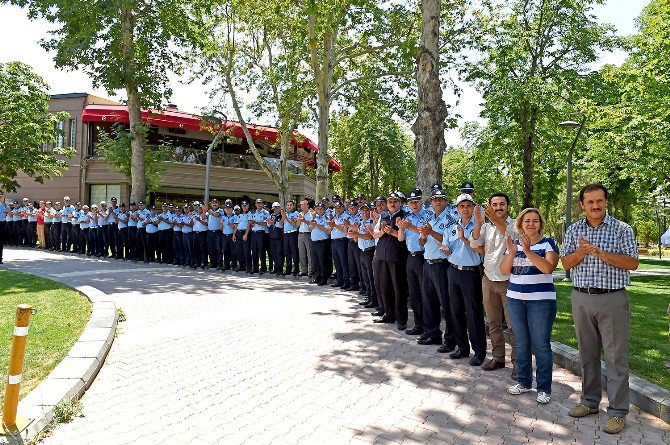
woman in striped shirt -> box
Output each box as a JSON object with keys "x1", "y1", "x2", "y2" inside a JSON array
[{"x1": 499, "y1": 208, "x2": 559, "y2": 404}]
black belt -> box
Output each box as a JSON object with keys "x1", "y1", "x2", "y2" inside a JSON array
[
  {"x1": 209, "y1": 230, "x2": 218, "y2": 232},
  {"x1": 574, "y1": 287, "x2": 624, "y2": 295},
  {"x1": 361, "y1": 246, "x2": 375, "y2": 252},
  {"x1": 450, "y1": 264, "x2": 480, "y2": 272},
  {"x1": 409, "y1": 251, "x2": 424, "y2": 257},
  {"x1": 223, "y1": 233, "x2": 232, "y2": 237},
  {"x1": 426, "y1": 258, "x2": 447, "y2": 264}
]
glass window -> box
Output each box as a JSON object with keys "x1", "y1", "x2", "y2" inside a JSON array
[
  {"x1": 56, "y1": 121, "x2": 64, "y2": 148},
  {"x1": 90, "y1": 184, "x2": 121, "y2": 206},
  {"x1": 69, "y1": 118, "x2": 76, "y2": 149}
]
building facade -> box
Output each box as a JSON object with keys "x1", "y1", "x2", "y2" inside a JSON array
[{"x1": 8, "y1": 93, "x2": 338, "y2": 206}]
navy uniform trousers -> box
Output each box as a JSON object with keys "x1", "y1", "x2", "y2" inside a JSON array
[
  {"x1": 283, "y1": 231, "x2": 299, "y2": 275},
  {"x1": 194, "y1": 231, "x2": 208, "y2": 267},
  {"x1": 447, "y1": 266, "x2": 487, "y2": 356},
  {"x1": 221, "y1": 233, "x2": 234, "y2": 269},
  {"x1": 312, "y1": 239, "x2": 329, "y2": 283},
  {"x1": 422, "y1": 261, "x2": 456, "y2": 346},
  {"x1": 207, "y1": 230, "x2": 222, "y2": 267},
  {"x1": 250, "y1": 231, "x2": 266, "y2": 273},
  {"x1": 347, "y1": 240, "x2": 361, "y2": 290},
  {"x1": 359, "y1": 247, "x2": 376, "y2": 303},
  {"x1": 331, "y1": 238, "x2": 350, "y2": 286},
  {"x1": 173, "y1": 231, "x2": 184, "y2": 265},
  {"x1": 406, "y1": 253, "x2": 425, "y2": 330}
]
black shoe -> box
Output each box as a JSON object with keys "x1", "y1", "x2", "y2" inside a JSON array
[
  {"x1": 331, "y1": 282, "x2": 343, "y2": 287},
  {"x1": 373, "y1": 316, "x2": 396, "y2": 324},
  {"x1": 371, "y1": 310, "x2": 385, "y2": 317},
  {"x1": 348, "y1": 286, "x2": 360, "y2": 292},
  {"x1": 341, "y1": 285, "x2": 352, "y2": 291},
  {"x1": 449, "y1": 350, "x2": 470, "y2": 360},
  {"x1": 309, "y1": 279, "x2": 319, "y2": 284},
  {"x1": 363, "y1": 302, "x2": 377, "y2": 309},
  {"x1": 437, "y1": 343, "x2": 456, "y2": 354},
  {"x1": 318, "y1": 281, "x2": 328, "y2": 286},
  {"x1": 468, "y1": 353, "x2": 486, "y2": 366},
  {"x1": 358, "y1": 300, "x2": 371, "y2": 306},
  {"x1": 397, "y1": 324, "x2": 407, "y2": 331},
  {"x1": 417, "y1": 337, "x2": 442, "y2": 345},
  {"x1": 405, "y1": 327, "x2": 424, "y2": 336},
  {"x1": 358, "y1": 289, "x2": 366, "y2": 295}
]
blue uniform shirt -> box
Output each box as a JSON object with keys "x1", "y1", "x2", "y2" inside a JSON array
[
  {"x1": 27, "y1": 208, "x2": 37, "y2": 222},
  {"x1": 172, "y1": 214, "x2": 182, "y2": 232},
  {"x1": 158, "y1": 212, "x2": 172, "y2": 231},
  {"x1": 423, "y1": 208, "x2": 451, "y2": 260},
  {"x1": 251, "y1": 209, "x2": 270, "y2": 232},
  {"x1": 310, "y1": 214, "x2": 330, "y2": 241},
  {"x1": 136, "y1": 209, "x2": 150, "y2": 229},
  {"x1": 283, "y1": 211, "x2": 299, "y2": 233},
  {"x1": 127, "y1": 210, "x2": 138, "y2": 227},
  {"x1": 181, "y1": 214, "x2": 193, "y2": 233},
  {"x1": 357, "y1": 218, "x2": 375, "y2": 250},
  {"x1": 443, "y1": 218, "x2": 482, "y2": 266},
  {"x1": 207, "y1": 209, "x2": 222, "y2": 231},
  {"x1": 61, "y1": 205, "x2": 74, "y2": 223},
  {"x1": 78, "y1": 213, "x2": 90, "y2": 229},
  {"x1": 236, "y1": 212, "x2": 250, "y2": 231},
  {"x1": 192, "y1": 212, "x2": 208, "y2": 232},
  {"x1": 221, "y1": 214, "x2": 235, "y2": 235},
  {"x1": 88, "y1": 212, "x2": 99, "y2": 228},
  {"x1": 98, "y1": 210, "x2": 108, "y2": 226},
  {"x1": 404, "y1": 208, "x2": 430, "y2": 254},
  {"x1": 330, "y1": 212, "x2": 348, "y2": 239},
  {"x1": 117, "y1": 211, "x2": 128, "y2": 229},
  {"x1": 146, "y1": 215, "x2": 159, "y2": 233}
]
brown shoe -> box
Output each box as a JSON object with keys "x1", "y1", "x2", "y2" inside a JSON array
[
  {"x1": 603, "y1": 416, "x2": 625, "y2": 434},
  {"x1": 481, "y1": 358, "x2": 505, "y2": 371},
  {"x1": 511, "y1": 364, "x2": 518, "y2": 381},
  {"x1": 568, "y1": 404, "x2": 599, "y2": 418}
]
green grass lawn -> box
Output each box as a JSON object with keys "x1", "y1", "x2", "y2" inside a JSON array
[
  {"x1": 553, "y1": 275, "x2": 670, "y2": 390},
  {"x1": 554, "y1": 258, "x2": 670, "y2": 271},
  {"x1": 0, "y1": 269, "x2": 90, "y2": 408}
]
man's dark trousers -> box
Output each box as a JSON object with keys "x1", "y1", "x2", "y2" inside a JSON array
[
  {"x1": 422, "y1": 261, "x2": 456, "y2": 345},
  {"x1": 360, "y1": 248, "x2": 376, "y2": 303},
  {"x1": 406, "y1": 253, "x2": 425, "y2": 330},
  {"x1": 108, "y1": 223, "x2": 118, "y2": 257},
  {"x1": 194, "y1": 231, "x2": 208, "y2": 267},
  {"x1": 283, "y1": 231, "x2": 299, "y2": 275},
  {"x1": 221, "y1": 233, "x2": 234, "y2": 269},
  {"x1": 348, "y1": 240, "x2": 361, "y2": 290},
  {"x1": 251, "y1": 231, "x2": 266, "y2": 273},
  {"x1": 60, "y1": 222, "x2": 69, "y2": 250},
  {"x1": 173, "y1": 231, "x2": 184, "y2": 265},
  {"x1": 331, "y1": 238, "x2": 349, "y2": 286},
  {"x1": 118, "y1": 227, "x2": 128, "y2": 259},
  {"x1": 207, "y1": 231, "x2": 222, "y2": 267},
  {"x1": 448, "y1": 267, "x2": 486, "y2": 356},
  {"x1": 127, "y1": 226, "x2": 137, "y2": 260}
]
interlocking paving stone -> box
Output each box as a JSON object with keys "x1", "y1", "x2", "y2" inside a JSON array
[{"x1": 2, "y1": 248, "x2": 669, "y2": 444}]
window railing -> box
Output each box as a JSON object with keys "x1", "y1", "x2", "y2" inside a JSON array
[{"x1": 169, "y1": 145, "x2": 306, "y2": 175}]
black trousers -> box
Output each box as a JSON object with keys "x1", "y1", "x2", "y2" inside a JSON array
[
  {"x1": 44, "y1": 222, "x2": 52, "y2": 249},
  {"x1": 242, "y1": 233, "x2": 252, "y2": 271},
  {"x1": 283, "y1": 231, "x2": 299, "y2": 275},
  {"x1": 27, "y1": 221, "x2": 37, "y2": 246},
  {"x1": 447, "y1": 267, "x2": 486, "y2": 355},
  {"x1": 60, "y1": 222, "x2": 70, "y2": 250},
  {"x1": 194, "y1": 231, "x2": 208, "y2": 267},
  {"x1": 250, "y1": 231, "x2": 266, "y2": 273},
  {"x1": 87, "y1": 228, "x2": 98, "y2": 255},
  {"x1": 50, "y1": 222, "x2": 61, "y2": 250},
  {"x1": 347, "y1": 240, "x2": 361, "y2": 288},
  {"x1": 136, "y1": 228, "x2": 147, "y2": 261},
  {"x1": 331, "y1": 238, "x2": 349, "y2": 286},
  {"x1": 206, "y1": 231, "x2": 221, "y2": 267},
  {"x1": 80, "y1": 228, "x2": 89, "y2": 254},
  {"x1": 0, "y1": 221, "x2": 4, "y2": 261},
  {"x1": 406, "y1": 254, "x2": 425, "y2": 330},
  {"x1": 359, "y1": 248, "x2": 376, "y2": 302},
  {"x1": 71, "y1": 225, "x2": 80, "y2": 253},
  {"x1": 108, "y1": 224, "x2": 118, "y2": 257},
  {"x1": 270, "y1": 236, "x2": 283, "y2": 273},
  {"x1": 422, "y1": 261, "x2": 456, "y2": 345},
  {"x1": 312, "y1": 239, "x2": 329, "y2": 283},
  {"x1": 233, "y1": 235, "x2": 245, "y2": 270},
  {"x1": 173, "y1": 231, "x2": 184, "y2": 265},
  {"x1": 20, "y1": 220, "x2": 28, "y2": 246},
  {"x1": 98, "y1": 225, "x2": 108, "y2": 256},
  {"x1": 118, "y1": 227, "x2": 128, "y2": 259},
  {"x1": 379, "y1": 259, "x2": 408, "y2": 326},
  {"x1": 264, "y1": 232, "x2": 272, "y2": 271},
  {"x1": 372, "y1": 257, "x2": 384, "y2": 312},
  {"x1": 146, "y1": 232, "x2": 158, "y2": 262},
  {"x1": 159, "y1": 230, "x2": 173, "y2": 263},
  {"x1": 127, "y1": 226, "x2": 137, "y2": 260},
  {"x1": 182, "y1": 232, "x2": 193, "y2": 266},
  {"x1": 222, "y1": 234, "x2": 234, "y2": 269}
]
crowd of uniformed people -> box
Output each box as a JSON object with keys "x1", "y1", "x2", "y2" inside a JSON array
[{"x1": 0, "y1": 180, "x2": 639, "y2": 434}]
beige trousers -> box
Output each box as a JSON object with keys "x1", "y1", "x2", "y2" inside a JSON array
[{"x1": 482, "y1": 275, "x2": 515, "y2": 364}]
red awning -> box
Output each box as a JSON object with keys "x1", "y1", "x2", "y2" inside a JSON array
[{"x1": 81, "y1": 104, "x2": 340, "y2": 172}]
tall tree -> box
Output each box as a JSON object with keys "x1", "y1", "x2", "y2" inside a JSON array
[
  {"x1": 7, "y1": 0, "x2": 201, "y2": 203},
  {"x1": 300, "y1": 0, "x2": 417, "y2": 199},
  {"x1": 0, "y1": 61, "x2": 74, "y2": 191},
  {"x1": 468, "y1": 0, "x2": 617, "y2": 207}
]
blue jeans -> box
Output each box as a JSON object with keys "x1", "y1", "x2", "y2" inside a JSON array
[{"x1": 506, "y1": 297, "x2": 557, "y2": 393}]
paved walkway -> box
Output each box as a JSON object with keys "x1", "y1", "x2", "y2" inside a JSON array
[{"x1": 3, "y1": 248, "x2": 669, "y2": 444}]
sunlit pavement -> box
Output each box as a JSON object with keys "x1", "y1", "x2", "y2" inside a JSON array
[{"x1": 3, "y1": 248, "x2": 669, "y2": 444}]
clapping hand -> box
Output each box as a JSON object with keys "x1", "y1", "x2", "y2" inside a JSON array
[
  {"x1": 419, "y1": 222, "x2": 432, "y2": 237},
  {"x1": 505, "y1": 235, "x2": 518, "y2": 255},
  {"x1": 578, "y1": 236, "x2": 599, "y2": 256},
  {"x1": 439, "y1": 243, "x2": 451, "y2": 255},
  {"x1": 519, "y1": 233, "x2": 532, "y2": 253},
  {"x1": 457, "y1": 225, "x2": 465, "y2": 241},
  {"x1": 474, "y1": 205, "x2": 485, "y2": 225}
]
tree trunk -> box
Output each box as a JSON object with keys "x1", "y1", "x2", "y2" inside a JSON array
[
  {"x1": 411, "y1": 0, "x2": 448, "y2": 195},
  {"x1": 315, "y1": 101, "x2": 330, "y2": 200},
  {"x1": 520, "y1": 104, "x2": 538, "y2": 208},
  {"x1": 121, "y1": 7, "x2": 147, "y2": 204},
  {"x1": 277, "y1": 126, "x2": 294, "y2": 205}
]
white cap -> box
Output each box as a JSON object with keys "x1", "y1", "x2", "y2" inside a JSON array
[
  {"x1": 455, "y1": 193, "x2": 474, "y2": 206},
  {"x1": 272, "y1": 202, "x2": 281, "y2": 208},
  {"x1": 64, "y1": 196, "x2": 70, "y2": 200},
  {"x1": 99, "y1": 201, "x2": 107, "y2": 206},
  {"x1": 91, "y1": 204, "x2": 98, "y2": 209}
]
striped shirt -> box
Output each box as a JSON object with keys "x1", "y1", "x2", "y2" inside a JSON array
[
  {"x1": 560, "y1": 215, "x2": 637, "y2": 289},
  {"x1": 507, "y1": 237, "x2": 559, "y2": 301}
]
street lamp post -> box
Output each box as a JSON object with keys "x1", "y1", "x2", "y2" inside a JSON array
[
  {"x1": 201, "y1": 112, "x2": 228, "y2": 205},
  {"x1": 559, "y1": 116, "x2": 586, "y2": 281}
]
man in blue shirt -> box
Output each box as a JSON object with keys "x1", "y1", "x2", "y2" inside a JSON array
[
  {"x1": 107, "y1": 197, "x2": 119, "y2": 258},
  {"x1": 235, "y1": 201, "x2": 252, "y2": 272},
  {"x1": 61, "y1": 196, "x2": 75, "y2": 251},
  {"x1": 158, "y1": 202, "x2": 174, "y2": 264},
  {"x1": 145, "y1": 206, "x2": 159, "y2": 263},
  {"x1": 70, "y1": 202, "x2": 82, "y2": 254},
  {"x1": 135, "y1": 201, "x2": 150, "y2": 262},
  {"x1": 441, "y1": 193, "x2": 486, "y2": 366},
  {"x1": 249, "y1": 198, "x2": 270, "y2": 274},
  {"x1": 205, "y1": 199, "x2": 223, "y2": 269},
  {"x1": 127, "y1": 202, "x2": 138, "y2": 261},
  {"x1": 192, "y1": 202, "x2": 209, "y2": 269},
  {"x1": 309, "y1": 203, "x2": 331, "y2": 285},
  {"x1": 180, "y1": 204, "x2": 194, "y2": 267},
  {"x1": 354, "y1": 202, "x2": 376, "y2": 307},
  {"x1": 116, "y1": 203, "x2": 128, "y2": 259},
  {"x1": 267, "y1": 202, "x2": 284, "y2": 275},
  {"x1": 221, "y1": 204, "x2": 236, "y2": 270},
  {"x1": 398, "y1": 188, "x2": 430, "y2": 336},
  {"x1": 418, "y1": 187, "x2": 457, "y2": 353},
  {"x1": 297, "y1": 200, "x2": 314, "y2": 277},
  {"x1": 281, "y1": 200, "x2": 300, "y2": 276},
  {"x1": 344, "y1": 201, "x2": 362, "y2": 293},
  {"x1": 328, "y1": 202, "x2": 350, "y2": 289},
  {"x1": 171, "y1": 206, "x2": 184, "y2": 266}
]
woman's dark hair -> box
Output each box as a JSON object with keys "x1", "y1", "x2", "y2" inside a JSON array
[
  {"x1": 579, "y1": 184, "x2": 608, "y2": 202},
  {"x1": 488, "y1": 193, "x2": 510, "y2": 205}
]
